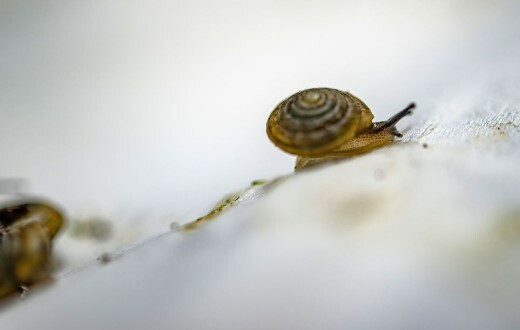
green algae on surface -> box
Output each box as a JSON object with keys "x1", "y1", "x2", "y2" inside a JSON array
[{"x1": 181, "y1": 178, "x2": 280, "y2": 231}]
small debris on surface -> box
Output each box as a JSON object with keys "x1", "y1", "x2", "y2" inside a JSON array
[
  {"x1": 97, "y1": 253, "x2": 113, "y2": 264},
  {"x1": 183, "y1": 193, "x2": 240, "y2": 231},
  {"x1": 169, "y1": 222, "x2": 181, "y2": 231},
  {"x1": 251, "y1": 180, "x2": 268, "y2": 186},
  {"x1": 422, "y1": 143, "x2": 429, "y2": 148},
  {"x1": 182, "y1": 178, "x2": 282, "y2": 231}
]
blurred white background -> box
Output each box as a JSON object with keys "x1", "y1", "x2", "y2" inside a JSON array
[
  {"x1": 1, "y1": 0, "x2": 519, "y2": 227},
  {"x1": 2, "y1": 2, "x2": 520, "y2": 329}
]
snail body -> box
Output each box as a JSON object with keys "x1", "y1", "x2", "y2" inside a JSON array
[
  {"x1": 266, "y1": 88, "x2": 415, "y2": 170},
  {"x1": 0, "y1": 200, "x2": 64, "y2": 298}
]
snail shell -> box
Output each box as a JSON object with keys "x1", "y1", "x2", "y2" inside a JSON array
[
  {"x1": 266, "y1": 88, "x2": 374, "y2": 157},
  {"x1": 0, "y1": 200, "x2": 64, "y2": 297}
]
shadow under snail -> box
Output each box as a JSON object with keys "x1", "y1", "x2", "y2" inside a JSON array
[
  {"x1": 0, "y1": 200, "x2": 64, "y2": 298},
  {"x1": 266, "y1": 88, "x2": 416, "y2": 170}
]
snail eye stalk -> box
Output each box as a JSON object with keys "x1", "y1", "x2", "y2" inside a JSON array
[{"x1": 373, "y1": 103, "x2": 416, "y2": 132}]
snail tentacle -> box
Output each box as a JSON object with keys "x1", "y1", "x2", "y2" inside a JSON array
[{"x1": 372, "y1": 103, "x2": 416, "y2": 133}]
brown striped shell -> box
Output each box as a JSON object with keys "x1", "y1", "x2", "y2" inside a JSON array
[
  {"x1": 266, "y1": 88, "x2": 374, "y2": 157},
  {"x1": 0, "y1": 201, "x2": 64, "y2": 297}
]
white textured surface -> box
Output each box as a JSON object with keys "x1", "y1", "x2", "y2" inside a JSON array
[{"x1": 2, "y1": 77, "x2": 520, "y2": 329}]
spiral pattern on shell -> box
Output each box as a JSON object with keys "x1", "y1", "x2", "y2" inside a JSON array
[{"x1": 266, "y1": 88, "x2": 367, "y2": 157}]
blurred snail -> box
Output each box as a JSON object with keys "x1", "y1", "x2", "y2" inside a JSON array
[
  {"x1": 0, "y1": 199, "x2": 64, "y2": 298},
  {"x1": 266, "y1": 88, "x2": 415, "y2": 170}
]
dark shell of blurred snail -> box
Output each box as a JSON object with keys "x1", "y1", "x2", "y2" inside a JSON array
[
  {"x1": 266, "y1": 88, "x2": 415, "y2": 170},
  {"x1": 0, "y1": 198, "x2": 64, "y2": 298}
]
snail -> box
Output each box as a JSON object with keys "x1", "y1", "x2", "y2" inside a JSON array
[
  {"x1": 0, "y1": 200, "x2": 64, "y2": 298},
  {"x1": 266, "y1": 88, "x2": 415, "y2": 170}
]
